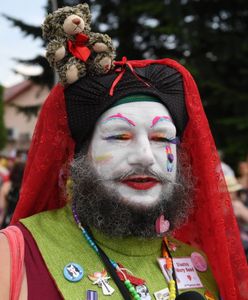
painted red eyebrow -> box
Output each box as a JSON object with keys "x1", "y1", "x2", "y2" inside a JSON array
[
  {"x1": 150, "y1": 116, "x2": 173, "y2": 128},
  {"x1": 102, "y1": 113, "x2": 136, "y2": 126}
]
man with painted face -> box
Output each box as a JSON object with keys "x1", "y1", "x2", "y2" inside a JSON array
[
  {"x1": 0, "y1": 61, "x2": 247, "y2": 300},
  {"x1": 73, "y1": 98, "x2": 192, "y2": 239},
  {"x1": 1, "y1": 6, "x2": 248, "y2": 300}
]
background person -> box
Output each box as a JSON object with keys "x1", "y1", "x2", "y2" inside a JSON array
[{"x1": 225, "y1": 175, "x2": 248, "y2": 259}]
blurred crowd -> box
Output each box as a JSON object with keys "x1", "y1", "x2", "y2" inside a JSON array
[
  {"x1": 222, "y1": 155, "x2": 248, "y2": 260},
  {"x1": 0, "y1": 151, "x2": 26, "y2": 229}
]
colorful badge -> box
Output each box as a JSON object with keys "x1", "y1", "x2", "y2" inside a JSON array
[
  {"x1": 86, "y1": 290, "x2": 98, "y2": 300},
  {"x1": 167, "y1": 240, "x2": 178, "y2": 252},
  {"x1": 155, "y1": 215, "x2": 170, "y2": 235},
  {"x1": 191, "y1": 252, "x2": 208, "y2": 272},
  {"x1": 63, "y1": 263, "x2": 84, "y2": 282},
  {"x1": 154, "y1": 288, "x2": 170, "y2": 300},
  {"x1": 88, "y1": 269, "x2": 115, "y2": 296},
  {"x1": 204, "y1": 290, "x2": 216, "y2": 300},
  {"x1": 136, "y1": 284, "x2": 152, "y2": 300}
]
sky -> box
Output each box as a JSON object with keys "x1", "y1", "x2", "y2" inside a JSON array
[{"x1": 0, "y1": 1, "x2": 46, "y2": 87}]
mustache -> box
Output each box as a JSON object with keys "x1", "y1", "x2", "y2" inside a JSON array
[{"x1": 109, "y1": 167, "x2": 171, "y2": 184}]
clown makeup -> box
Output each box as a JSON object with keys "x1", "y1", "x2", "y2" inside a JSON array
[{"x1": 89, "y1": 101, "x2": 178, "y2": 208}]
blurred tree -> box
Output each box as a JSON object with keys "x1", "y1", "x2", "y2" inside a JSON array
[
  {"x1": 0, "y1": 85, "x2": 7, "y2": 150},
  {"x1": 3, "y1": 0, "x2": 248, "y2": 166}
]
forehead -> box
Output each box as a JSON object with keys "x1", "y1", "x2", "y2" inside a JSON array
[{"x1": 96, "y1": 102, "x2": 174, "y2": 127}]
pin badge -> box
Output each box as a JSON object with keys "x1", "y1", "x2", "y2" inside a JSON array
[
  {"x1": 155, "y1": 215, "x2": 170, "y2": 236},
  {"x1": 63, "y1": 262, "x2": 84, "y2": 282},
  {"x1": 88, "y1": 269, "x2": 115, "y2": 296},
  {"x1": 168, "y1": 240, "x2": 177, "y2": 252},
  {"x1": 86, "y1": 290, "x2": 98, "y2": 300},
  {"x1": 154, "y1": 288, "x2": 170, "y2": 300},
  {"x1": 136, "y1": 284, "x2": 152, "y2": 300},
  {"x1": 191, "y1": 252, "x2": 208, "y2": 272}
]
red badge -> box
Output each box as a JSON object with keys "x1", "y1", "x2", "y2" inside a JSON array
[{"x1": 191, "y1": 252, "x2": 208, "y2": 272}]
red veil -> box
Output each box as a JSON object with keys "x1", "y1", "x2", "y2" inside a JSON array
[{"x1": 11, "y1": 58, "x2": 248, "y2": 300}]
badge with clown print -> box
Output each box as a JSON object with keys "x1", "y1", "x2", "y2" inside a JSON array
[
  {"x1": 63, "y1": 263, "x2": 84, "y2": 282},
  {"x1": 135, "y1": 284, "x2": 152, "y2": 300},
  {"x1": 88, "y1": 269, "x2": 115, "y2": 296}
]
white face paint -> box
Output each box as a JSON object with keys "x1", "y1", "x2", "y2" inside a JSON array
[{"x1": 89, "y1": 102, "x2": 177, "y2": 207}]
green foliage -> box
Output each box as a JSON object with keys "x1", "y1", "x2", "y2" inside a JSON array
[
  {"x1": 0, "y1": 85, "x2": 7, "y2": 150},
  {"x1": 3, "y1": 0, "x2": 248, "y2": 168}
]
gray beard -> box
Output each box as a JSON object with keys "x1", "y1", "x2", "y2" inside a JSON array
[{"x1": 71, "y1": 151, "x2": 194, "y2": 238}]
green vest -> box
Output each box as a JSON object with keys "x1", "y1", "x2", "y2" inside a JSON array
[{"x1": 21, "y1": 205, "x2": 219, "y2": 300}]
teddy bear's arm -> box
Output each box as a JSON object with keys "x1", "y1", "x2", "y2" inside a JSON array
[
  {"x1": 89, "y1": 33, "x2": 115, "y2": 53},
  {"x1": 46, "y1": 40, "x2": 67, "y2": 66}
]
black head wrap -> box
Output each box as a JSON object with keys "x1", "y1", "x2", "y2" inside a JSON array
[{"x1": 64, "y1": 63, "x2": 188, "y2": 152}]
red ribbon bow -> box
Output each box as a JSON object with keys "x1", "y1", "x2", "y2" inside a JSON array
[
  {"x1": 67, "y1": 33, "x2": 91, "y2": 62},
  {"x1": 109, "y1": 57, "x2": 150, "y2": 96},
  {"x1": 116, "y1": 262, "x2": 145, "y2": 286}
]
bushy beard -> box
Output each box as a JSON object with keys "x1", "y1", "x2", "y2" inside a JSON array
[{"x1": 71, "y1": 150, "x2": 194, "y2": 238}]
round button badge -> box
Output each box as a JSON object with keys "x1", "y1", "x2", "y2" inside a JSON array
[
  {"x1": 63, "y1": 263, "x2": 84, "y2": 282},
  {"x1": 191, "y1": 252, "x2": 208, "y2": 272}
]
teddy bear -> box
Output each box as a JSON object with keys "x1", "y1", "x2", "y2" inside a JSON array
[{"x1": 42, "y1": 3, "x2": 116, "y2": 85}]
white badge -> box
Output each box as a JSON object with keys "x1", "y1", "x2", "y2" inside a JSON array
[
  {"x1": 173, "y1": 257, "x2": 203, "y2": 289},
  {"x1": 157, "y1": 257, "x2": 203, "y2": 290},
  {"x1": 154, "y1": 288, "x2": 170, "y2": 300}
]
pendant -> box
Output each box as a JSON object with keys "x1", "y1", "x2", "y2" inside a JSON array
[
  {"x1": 136, "y1": 284, "x2": 152, "y2": 300},
  {"x1": 88, "y1": 269, "x2": 115, "y2": 296}
]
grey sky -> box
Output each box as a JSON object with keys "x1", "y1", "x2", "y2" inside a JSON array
[{"x1": 0, "y1": 1, "x2": 46, "y2": 87}]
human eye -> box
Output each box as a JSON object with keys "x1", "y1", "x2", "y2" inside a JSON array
[
  {"x1": 150, "y1": 133, "x2": 178, "y2": 144},
  {"x1": 103, "y1": 133, "x2": 132, "y2": 141}
]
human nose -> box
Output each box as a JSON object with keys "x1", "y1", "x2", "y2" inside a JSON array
[{"x1": 127, "y1": 137, "x2": 155, "y2": 167}]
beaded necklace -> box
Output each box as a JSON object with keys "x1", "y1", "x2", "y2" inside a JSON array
[
  {"x1": 72, "y1": 205, "x2": 178, "y2": 300},
  {"x1": 162, "y1": 237, "x2": 177, "y2": 300}
]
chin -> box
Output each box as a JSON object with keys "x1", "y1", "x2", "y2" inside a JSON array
[
  {"x1": 125, "y1": 197, "x2": 160, "y2": 209},
  {"x1": 120, "y1": 193, "x2": 161, "y2": 209}
]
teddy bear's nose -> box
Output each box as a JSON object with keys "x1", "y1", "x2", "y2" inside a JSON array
[{"x1": 72, "y1": 18, "x2": 81, "y2": 25}]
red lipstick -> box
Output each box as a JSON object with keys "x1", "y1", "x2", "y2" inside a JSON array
[{"x1": 121, "y1": 176, "x2": 159, "y2": 190}]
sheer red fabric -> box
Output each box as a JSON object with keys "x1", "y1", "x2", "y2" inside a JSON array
[
  {"x1": 11, "y1": 85, "x2": 75, "y2": 223},
  {"x1": 11, "y1": 58, "x2": 248, "y2": 300}
]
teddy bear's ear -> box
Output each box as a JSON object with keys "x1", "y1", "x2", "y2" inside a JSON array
[{"x1": 76, "y1": 3, "x2": 91, "y2": 24}]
